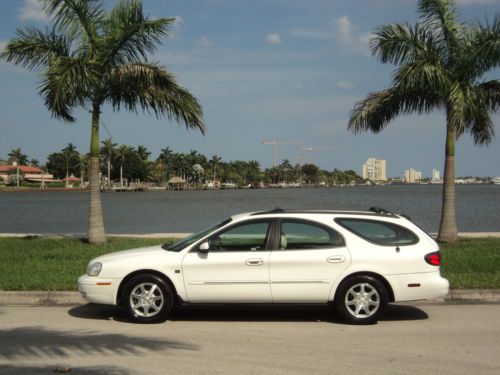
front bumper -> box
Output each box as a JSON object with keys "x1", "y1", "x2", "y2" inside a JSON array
[{"x1": 78, "y1": 274, "x2": 120, "y2": 305}]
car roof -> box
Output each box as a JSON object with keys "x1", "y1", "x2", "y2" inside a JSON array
[{"x1": 231, "y1": 207, "x2": 401, "y2": 220}]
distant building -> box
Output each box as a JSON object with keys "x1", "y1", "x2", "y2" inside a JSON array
[
  {"x1": 362, "y1": 158, "x2": 387, "y2": 181},
  {"x1": 0, "y1": 163, "x2": 53, "y2": 183},
  {"x1": 403, "y1": 168, "x2": 422, "y2": 183},
  {"x1": 432, "y1": 169, "x2": 440, "y2": 181}
]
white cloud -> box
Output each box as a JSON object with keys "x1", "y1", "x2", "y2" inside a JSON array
[
  {"x1": 197, "y1": 35, "x2": 213, "y2": 48},
  {"x1": 336, "y1": 81, "x2": 354, "y2": 89},
  {"x1": 0, "y1": 41, "x2": 6, "y2": 54},
  {"x1": 19, "y1": 0, "x2": 49, "y2": 23},
  {"x1": 334, "y1": 16, "x2": 371, "y2": 56},
  {"x1": 291, "y1": 16, "x2": 371, "y2": 56},
  {"x1": 171, "y1": 15, "x2": 183, "y2": 38},
  {"x1": 265, "y1": 33, "x2": 282, "y2": 45}
]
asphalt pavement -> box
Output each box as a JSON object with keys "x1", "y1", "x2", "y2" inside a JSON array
[{"x1": 0, "y1": 303, "x2": 499, "y2": 374}]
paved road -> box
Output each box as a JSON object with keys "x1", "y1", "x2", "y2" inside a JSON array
[{"x1": 0, "y1": 303, "x2": 499, "y2": 374}]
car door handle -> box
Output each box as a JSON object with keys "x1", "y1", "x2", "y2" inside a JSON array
[
  {"x1": 245, "y1": 258, "x2": 264, "y2": 266},
  {"x1": 327, "y1": 255, "x2": 346, "y2": 263}
]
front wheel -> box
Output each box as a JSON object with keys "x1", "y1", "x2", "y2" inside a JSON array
[
  {"x1": 122, "y1": 274, "x2": 174, "y2": 323},
  {"x1": 334, "y1": 275, "x2": 388, "y2": 324}
]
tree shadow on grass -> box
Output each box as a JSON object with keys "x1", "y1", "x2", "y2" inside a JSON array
[
  {"x1": 0, "y1": 325, "x2": 197, "y2": 360},
  {"x1": 69, "y1": 302, "x2": 428, "y2": 323},
  {"x1": 0, "y1": 364, "x2": 132, "y2": 375}
]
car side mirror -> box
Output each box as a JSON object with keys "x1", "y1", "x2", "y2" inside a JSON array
[{"x1": 198, "y1": 241, "x2": 210, "y2": 253}]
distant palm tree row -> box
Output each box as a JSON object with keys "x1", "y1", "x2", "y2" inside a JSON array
[{"x1": 3, "y1": 143, "x2": 363, "y2": 187}]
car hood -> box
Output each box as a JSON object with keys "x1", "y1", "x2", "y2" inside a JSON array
[{"x1": 91, "y1": 245, "x2": 169, "y2": 264}]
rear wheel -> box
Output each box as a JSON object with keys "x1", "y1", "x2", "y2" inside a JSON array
[
  {"x1": 122, "y1": 274, "x2": 174, "y2": 323},
  {"x1": 334, "y1": 275, "x2": 388, "y2": 324}
]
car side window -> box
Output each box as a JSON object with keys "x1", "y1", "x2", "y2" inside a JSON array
[
  {"x1": 335, "y1": 218, "x2": 418, "y2": 246},
  {"x1": 280, "y1": 220, "x2": 344, "y2": 250},
  {"x1": 208, "y1": 221, "x2": 271, "y2": 252}
]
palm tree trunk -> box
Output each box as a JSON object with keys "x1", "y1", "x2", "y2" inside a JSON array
[
  {"x1": 88, "y1": 103, "x2": 106, "y2": 244},
  {"x1": 107, "y1": 158, "x2": 111, "y2": 189},
  {"x1": 120, "y1": 164, "x2": 123, "y2": 187},
  {"x1": 65, "y1": 164, "x2": 69, "y2": 188},
  {"x1": 437, "y1": 121, "x2": 458, "y2": 243}
]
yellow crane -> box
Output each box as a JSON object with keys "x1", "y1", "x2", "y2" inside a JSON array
[{"x1": 262, "y1": 140, "x2": 303, "y2": 167}]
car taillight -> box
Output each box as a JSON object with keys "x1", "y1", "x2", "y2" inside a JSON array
[{"x1": 425, "y1": 252, "x2": 441, "y2": 266}]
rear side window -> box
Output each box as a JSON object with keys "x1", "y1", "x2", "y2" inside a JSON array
[
  {"x1": 280, "y1": 220, "x2": 344, "y2": 250},
  {"x1": 335, "y1": 218, "x2": 418, "y2": 246}
]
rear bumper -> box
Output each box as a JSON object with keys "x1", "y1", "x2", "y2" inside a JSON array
[
  {"x1": 386, "y1": 272, "x2": 449, "y2": 302},
  {"x1": 78, "y1": 275, "x2": 120, "y2": 305}
]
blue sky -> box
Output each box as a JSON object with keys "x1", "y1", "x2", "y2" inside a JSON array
[{"x1": 0, "y1": 0, "x2": 499, "y2": 177}]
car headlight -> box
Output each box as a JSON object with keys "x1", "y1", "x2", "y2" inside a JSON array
[{"x1": 86, "y1": 262, "x2": 102, "y2": 276}]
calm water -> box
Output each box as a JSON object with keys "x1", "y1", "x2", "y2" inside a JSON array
[{"x1": 0, "y1": 185, "x2": 499, "y2": 234}]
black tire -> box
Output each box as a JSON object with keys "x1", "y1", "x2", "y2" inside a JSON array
[
  {"x1": 334, "y1": 275, "x2": 388, "y2": 325},
  {"x1": 122, "y1": 274, "x2": 174, "y2": 323}
]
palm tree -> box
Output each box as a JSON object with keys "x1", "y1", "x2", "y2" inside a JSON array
[
  {"x1": 209, "y1": 155, "x2": 222, "y2": 188},
  {"x1": 136, "y1": 145, "x2": 151, "y2": 161},
  {"x1": 348, "y1": 0, "x2": 499, "y2": 243},
  {"x1": 115, "y1": 145, "x2": 134, "y2": 187},
  {"x1": 8, "y1": 148, "x2": 28, "y2": 165},
  {"x1": 100, "y1": 138, "x2": 116, "y2": 189},
  {"x1": 1, "y1": 0, "x2": 205, "y2": 244},
  {"x1": 57, "y1": 143, "x2": 80, "y2": 188}
]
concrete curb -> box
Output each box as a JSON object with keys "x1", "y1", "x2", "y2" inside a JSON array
[{"x1": 0, "y1": 289, "x2": 499, "y2": 306}]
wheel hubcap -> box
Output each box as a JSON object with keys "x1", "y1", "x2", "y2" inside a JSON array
[
  {"x1": 129, "y1": 282, "x2": 164, "y2": 318},
  {"x1": 345, "y1": 283, "x2": 380, "y2": 318}
]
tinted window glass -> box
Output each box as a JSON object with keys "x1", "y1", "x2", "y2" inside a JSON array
[
  {"x1": 336, "y1": 218, "x2": 418, "y2": 246},
  {"x1": 280, "y1": 220, "x2": 343, "y2": 250},
  {"x1": 209, "y1": 221, "x2": 270, "y2": 252}
]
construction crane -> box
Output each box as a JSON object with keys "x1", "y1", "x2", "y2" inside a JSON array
[
  {"x1": 262, "y1": 140, "x2": 303, "y2": 167},
  {"x1": 298, "y1": 145, "x2": 341, "y2": 164}
]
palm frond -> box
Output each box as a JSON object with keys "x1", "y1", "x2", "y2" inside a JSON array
[
  {"x1": 0, "y1": 27, "x2": 71, "y2": 70},
  {"x1": 41, "y1": 0, "x2": 104, "y2": 44},
  {"x1": 393, "y1": 60, "x2": 449, "y2": 92},
  {"x1": 102, "y1": 0, "x2": 174, "y2": 65},
  {"x1": 417, "y1": 0, "x2": 462, "y2": 61},
  {"x1": 348, "y1": 87, "x2": 441, "y2": 134},
  {"x1": 371, "y1": 22, "x2": 443, "y2": 65},
  {"x1": 107, "y1": 63, "x2": 205, "y2": 134},
  {"x1": 38, "y1": 56, "x2": 90, "y2": 122},
  {"x1": 463, "y1": 14, "x2": 500, "y2": 80}
]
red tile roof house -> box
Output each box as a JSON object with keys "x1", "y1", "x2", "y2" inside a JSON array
[{"x1": 0, "y1": 164, "x2": 54, "y2": 184}]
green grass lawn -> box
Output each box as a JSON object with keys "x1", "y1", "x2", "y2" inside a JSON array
[
  {"x1": 0, "y1": 236, "x2": 498, "y2": 291},
  {"x1": 440, "y1": 238, "x2": 500, "y2": 289}
]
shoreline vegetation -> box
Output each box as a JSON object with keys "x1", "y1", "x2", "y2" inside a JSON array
[
  {"x1": 0, "y1": 237, "x2": 498, "y2": 291},
  {"x1": 3, "y1": 145, "x2": 497, "y2": 193}
]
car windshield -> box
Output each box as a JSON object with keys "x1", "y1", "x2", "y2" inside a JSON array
[{"x1": 162, "y1": 218, "x2": 232, "y2": 252}]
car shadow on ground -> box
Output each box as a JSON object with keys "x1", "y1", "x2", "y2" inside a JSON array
[{"x1": 68, "y1": 303, "x2": 428, "y2": 324}]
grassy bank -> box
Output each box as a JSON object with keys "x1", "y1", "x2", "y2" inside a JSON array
[{"x1": 0, "y1": 237, "x2": 498, "y2": 291}]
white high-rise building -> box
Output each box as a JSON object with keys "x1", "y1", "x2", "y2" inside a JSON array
[
  {"x1": 403, "y1": 168, "x2": 422, "y2": 183},
  {"x1": 432, "y1": 169, "x2": 440, "y2": 181},
  {"x1": 362, "y1": 158, "x2": 387, "y2": 181}
]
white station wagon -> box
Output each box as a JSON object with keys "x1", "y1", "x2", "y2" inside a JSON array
[{"x1": 78, "y1": 208, "x2": 449, "y2": 324}]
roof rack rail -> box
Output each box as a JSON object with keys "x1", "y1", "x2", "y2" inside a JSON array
[
  {"x1": 251, "y1": 208, "x2": 284, "y2": 216},
  {"x1": 369, "y1": 207, "x2": 397, "y2": 216}
]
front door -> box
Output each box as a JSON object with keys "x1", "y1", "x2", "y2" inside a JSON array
[
  {"x1": 269, "y1": 219, "x2": 351, "y2": 302},
  {"x1": 182, "y1": 219, "x2": 273, "y2": 303}
]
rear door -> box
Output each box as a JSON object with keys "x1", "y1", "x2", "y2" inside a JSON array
[{"x1": 269, "y1": 219, "x2": 351, "y2": 302}]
